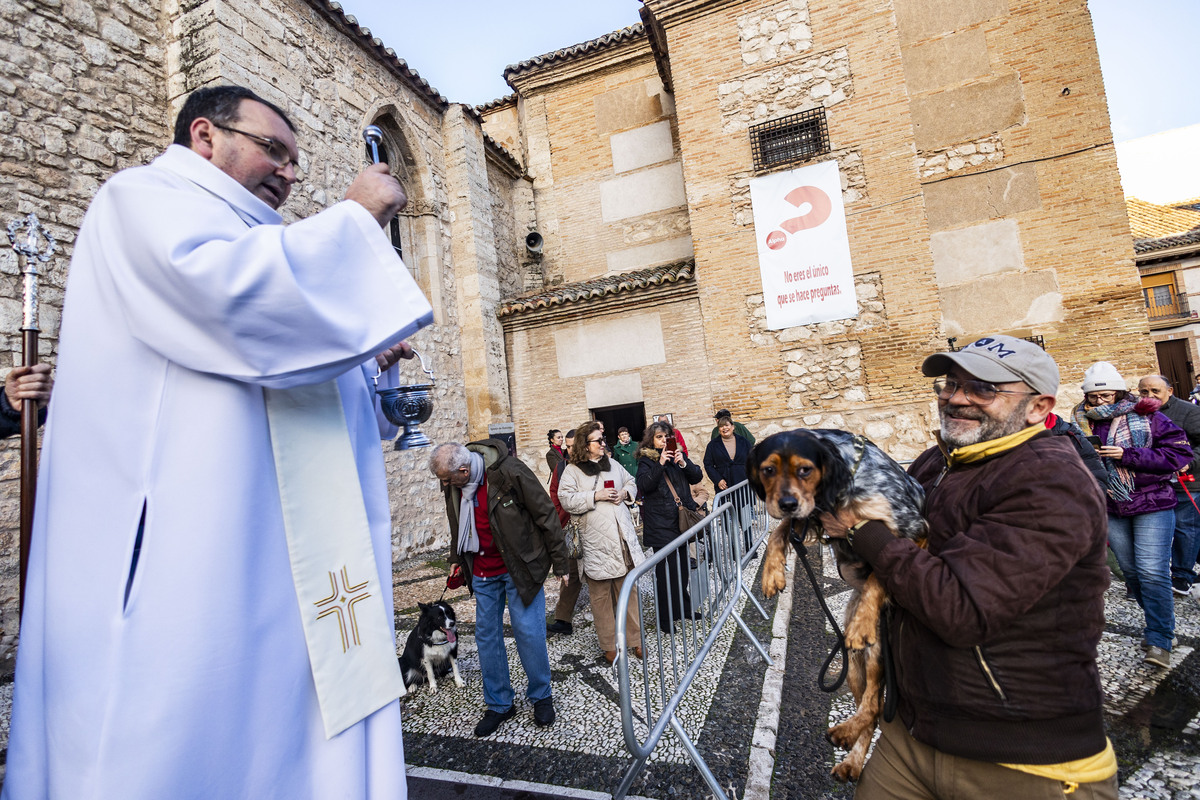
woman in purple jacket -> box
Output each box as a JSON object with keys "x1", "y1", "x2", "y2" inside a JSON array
[{"x1": 1074, "y1": 362, "x2": 1192, "y2": 668}]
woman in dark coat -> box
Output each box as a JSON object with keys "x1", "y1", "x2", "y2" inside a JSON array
[
  {"x1": 703, "y1": 413, "x2": 750, "y2": 492},
  {"x1": 636, "y1": 420, "x2": 703, "y2": 628}
]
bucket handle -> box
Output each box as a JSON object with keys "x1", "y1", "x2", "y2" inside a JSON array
[{"x1": 372, "y1": 346, "x2": 435, "y2": 386}]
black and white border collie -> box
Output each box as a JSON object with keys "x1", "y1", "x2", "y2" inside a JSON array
[{"x1": 400, "y1": 601, "x2": 464, "y2": 693}]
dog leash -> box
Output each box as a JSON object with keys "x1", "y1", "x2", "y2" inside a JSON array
[
  {"x1": 788, "y1": 518, "x2": 848, "y2": 692},
  {"x1": 1181, "y1": 474, "x2": 1200, "y2": 516}
]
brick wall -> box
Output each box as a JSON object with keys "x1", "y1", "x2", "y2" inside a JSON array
[
  {"x1": 503, "y1": 292, "x2": 714, "y2": 483},
  {"x1": 644, "y1": 0, "x2": 1151, "y2": 430}
]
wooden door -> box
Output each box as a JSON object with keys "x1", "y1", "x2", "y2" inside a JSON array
[{"x1": 1155, "y1": 339, "x2": 1193, "y2": 398}]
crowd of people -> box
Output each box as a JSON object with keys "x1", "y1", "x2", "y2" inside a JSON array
[{"x1": 432, "y1": 342, "x2": 1200, "y2": 799}]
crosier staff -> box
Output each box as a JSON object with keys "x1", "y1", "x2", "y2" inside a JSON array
[{"x1": 6, "y1": 213, "x2": 55, "y2": 618}]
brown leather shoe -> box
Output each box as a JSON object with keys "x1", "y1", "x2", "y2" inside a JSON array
[
  {"x1": 604, "y1": 650, "x2": 617, "y2": 664},
  {"x1": 632, "y1": 647, "x2": 644, "y2": 660}
]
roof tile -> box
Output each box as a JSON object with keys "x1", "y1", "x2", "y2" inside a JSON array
[
  {"x1": 1126, "y1": 196, "x2": 1200, "y2": 240},
  {"x1": 503, "y1": 24, "x2": 646, "y2": 82},
  {"x1": 498, "y1": 260, "x2": 694, "y2": 317}
]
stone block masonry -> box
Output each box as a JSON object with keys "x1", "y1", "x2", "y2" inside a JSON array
[{"x1": 0, "y1": 0, "x2": 169, "y2": 656}]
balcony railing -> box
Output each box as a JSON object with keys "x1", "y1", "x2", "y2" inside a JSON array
[{"x1": 1145, "y1": 290, "x2": 1194, "y2": 325}]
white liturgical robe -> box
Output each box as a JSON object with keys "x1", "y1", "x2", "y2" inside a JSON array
[{"x1": 3, "y1": 145, "x2": 432, "y2": 799}]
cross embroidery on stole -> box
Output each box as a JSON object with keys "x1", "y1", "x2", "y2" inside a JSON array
[{"x1": 314, "y1": 566, "x2": 372, "y2": 653}]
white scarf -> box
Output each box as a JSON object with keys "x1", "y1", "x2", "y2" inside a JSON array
[{"x1": 457, "y1": 451, "x2": 486, "y2": 555}]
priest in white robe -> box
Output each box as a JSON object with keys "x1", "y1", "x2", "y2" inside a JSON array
[{"x1": 3, "y1": 85, "x2": 431, "y2": 799}]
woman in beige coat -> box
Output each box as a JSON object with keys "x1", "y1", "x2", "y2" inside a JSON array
[{"x1": 557, "y1": 421, "x2": 645, "y2": 664}]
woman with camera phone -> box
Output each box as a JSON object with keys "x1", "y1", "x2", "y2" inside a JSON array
[{"x1": 636, "y1": 421, "x2": 704, "y2": 630}]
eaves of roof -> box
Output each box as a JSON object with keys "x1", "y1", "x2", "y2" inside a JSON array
[
  {"x1": 1135, "y1": 229, "x2": 1200, "y2": 255},
  {"x1": 301, "y1": 0, "x2": 448, "y2": 112},
  {"x1": 497, "y1": 260, "x2": 696, "y2": 327},
  {"x1": 477, "y1": 93, "x2": 517, "y2": 115},
  {"x1": 502, "y1": 24, "x2": 647, "y2": 85},
  {"x1": 483, "y1": 131, "x2": 524, "y2": 178}
]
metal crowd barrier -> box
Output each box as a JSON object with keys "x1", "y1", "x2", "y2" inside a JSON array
[{"x1": 611, "y1": 480, "x2": 773, "y2": 800}]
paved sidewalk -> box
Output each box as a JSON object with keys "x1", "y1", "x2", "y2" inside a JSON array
[{"x1": 393, "y1": 546, "x2": 1200, "y2": 800}]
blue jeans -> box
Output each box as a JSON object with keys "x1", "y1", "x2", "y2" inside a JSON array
[
  {"x1": 1172, "y1": 489, "x2": 1200, "y2": 588},
  {"x1": 472, "y1": 572, "x2": 553, "y2": 713},
  {"x1": 1108, "y1": 509, "x2": 1175, "y2": 650}
]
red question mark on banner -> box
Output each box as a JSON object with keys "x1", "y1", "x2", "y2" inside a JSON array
[
  {"x1": 765, "y1": 185, "x2": 833, "y2": 249},
  {"x1": 780, "y1": 186, "x2": 832, "y2": 232}
]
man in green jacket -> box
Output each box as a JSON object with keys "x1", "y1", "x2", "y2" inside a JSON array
[
  {"x1": 430, "y1": 439, "x2": 569, "y2": 737},
  {"x1": 613, "y1": 426, "x2": 639, "y2": 476}
]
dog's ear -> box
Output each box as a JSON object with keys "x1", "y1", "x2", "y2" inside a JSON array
[
  {"x1": 813, "y1": 436, "x2": 851, "y2": 512},
  {"x1": 418, "y1": 601, "x2": 429, "y2": 612},
  {"x1": 746, "y1": 440, "x2": 767, "y2": 500}
]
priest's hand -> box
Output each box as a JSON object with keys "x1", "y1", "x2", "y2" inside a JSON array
[
  {"x1": 375, "y1": 341, "x2": 414, "y2": 371},
  {"x1": 346, "y1": 163, "x2": 408, "y2": 227},
  {"x1": 4, "y1": 363, "x2": 52, "y2": 408}
]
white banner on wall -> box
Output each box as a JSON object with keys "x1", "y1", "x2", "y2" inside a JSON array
[{"x1": 749, "y1": 160, "x2": 856, "y2": 330}]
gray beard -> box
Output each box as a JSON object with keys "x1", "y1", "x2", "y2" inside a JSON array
[{"x1": 939, "y1": 399, "x2": 1033, "y2": 450}]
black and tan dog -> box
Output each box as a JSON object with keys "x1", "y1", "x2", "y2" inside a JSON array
[{"x1": 747, "y1": 429, "x2": 926, "y2": 782}]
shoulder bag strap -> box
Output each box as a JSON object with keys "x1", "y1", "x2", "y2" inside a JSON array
[{"x1": 664, "y1": 470, "x2": 685, "y2": 508}]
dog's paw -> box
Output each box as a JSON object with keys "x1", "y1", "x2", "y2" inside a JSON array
[
  {"x1": 761, "y1": 566, "x2": 787, "y2": 598},
  {"x1": 828, "y1": 716, "x2": 873, "y2": 749},
  {"x1": 844, "y1": 617, "x2": 877, "y2": 651},
  {"x1": 454, "y1": 676, "x2": 465, "y2": 688},
  {"x1": 761, "y1": 552, "x2": 788, "y2": 598},
  {"x1": 830, "y1": 758, "x2": 863, "y2": 783}
]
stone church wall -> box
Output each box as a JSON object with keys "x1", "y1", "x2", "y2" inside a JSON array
[
  {"x1": 0, "y1": 0, "x2": 512, "y2": 652},
  {"x1": 1, "y1": 0, "x2": 170, "y2": 654}
]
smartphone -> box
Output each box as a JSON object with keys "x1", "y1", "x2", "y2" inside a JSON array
[
  {"x1": 604, "y1": 480, "x2": 615, "y2": 490},
  {"x1": 1086, "y1": 435, "x2": 1102, "y2": 448},
  {"x1": 664, "y1": 434, "x2": 677, "y2": 454}
]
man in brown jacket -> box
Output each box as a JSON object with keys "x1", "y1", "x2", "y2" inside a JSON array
[
  {"x1": 430, "y1": 439, "x2": 569, "y2": 737},
  {"x1": 823, "y1": 335, "x2": 1116, "y2": 799}
]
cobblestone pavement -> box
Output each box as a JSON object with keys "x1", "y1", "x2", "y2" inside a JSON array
[
  {"x1": 393, "y1": 546, "x2": 1200, "y2": 799},
  {"x1": 1, "y1": 547, "x2": 1197, "y2": 798}
]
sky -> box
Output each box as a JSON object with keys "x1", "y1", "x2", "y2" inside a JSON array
[
  {"x1": 335, "y1": 0, "x2": 1198, "y2": 196},
  {"x1": 335, "y1": 0, "x2": 640, "y2": 107}
]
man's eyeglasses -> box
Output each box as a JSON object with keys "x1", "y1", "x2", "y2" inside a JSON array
[
  {"x1": 1085, "y1": 391, "x2": 1119, "y2": 403},
  {"x1": 933, "y1": 378, "x2": 1037, "y2": 406},
  {"x1": 215, "y1": 124, "x2": 297, "y2": 169}
]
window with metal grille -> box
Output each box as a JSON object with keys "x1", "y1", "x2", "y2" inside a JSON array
[{"x1": 749, "y1": 109, "x2": 830, "y2": 172}]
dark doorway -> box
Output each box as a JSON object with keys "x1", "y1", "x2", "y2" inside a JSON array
[
  {"x1": 1155, "y1": 339, "x2": 1193, "y2": 399},
  {"x1": 591, "y1": 403, "x2": 646, "y2": 449}
]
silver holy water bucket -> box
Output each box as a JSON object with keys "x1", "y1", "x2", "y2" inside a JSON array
[{"x1": 376, "y1": 348, "x2": 436, "y2": 450}]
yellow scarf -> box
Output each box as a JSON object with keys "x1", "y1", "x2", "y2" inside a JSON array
[
  {"x1": 1000, "y1": 738, "x2": 1117, "y2": 790},
  {"x1": 941, "y1": 423, "x2": 1045, "y2": 466}
]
